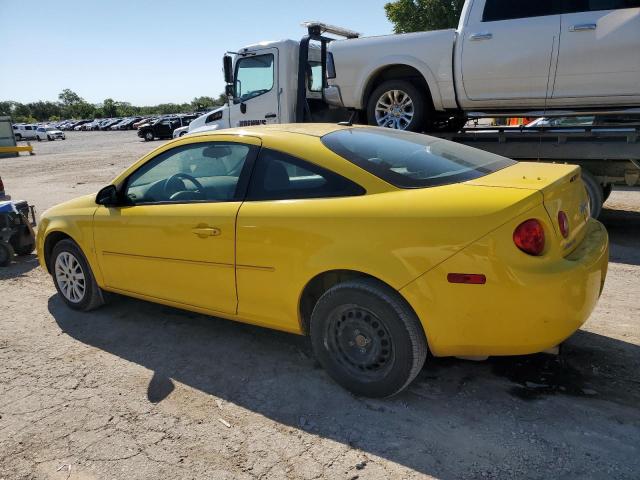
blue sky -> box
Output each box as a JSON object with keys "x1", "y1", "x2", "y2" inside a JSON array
[{"x1": 0, "y1": 0, "x2": 393, "y2": 105}]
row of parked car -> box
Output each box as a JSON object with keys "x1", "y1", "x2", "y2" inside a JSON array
[{"x1": 12, "y1": 113, "x2": 202, "y2": 143}]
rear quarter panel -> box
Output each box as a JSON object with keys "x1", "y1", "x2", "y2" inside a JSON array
[{"x1": 235, "y1": 181, "x2": 542, "y2": 334}]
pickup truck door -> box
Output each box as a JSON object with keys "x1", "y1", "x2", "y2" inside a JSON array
[
  {"x1": 552, "y1": 2, "x2": 640, "y2": 100},
  {"x1": 229, "y1": 47, "x2": 280, "y2": 128},
  {"x1": 459, "y1": 0, "x2": 560, "y2": 102}
]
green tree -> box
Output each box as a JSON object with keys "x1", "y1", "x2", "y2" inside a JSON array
[
  {"x1": 384, "y1": 0, "x2": 465, "y2": 33},
  {"x1": 101, "y1": 98, "x2": 118, "y2": 117},
  {"x1": 57, "y1": 88, "x2": 83, "y2": 107}
]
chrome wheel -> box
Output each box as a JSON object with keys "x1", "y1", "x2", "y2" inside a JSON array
[
  {"x1": 326, "y1": 305, "x2": 395, "y2": 381},
  {"x1": 54, "y1": 252, "x2": 86, "y2": 303},
  {"x1": 374, "y1": 89, "x2": 414, "y2": 130}
]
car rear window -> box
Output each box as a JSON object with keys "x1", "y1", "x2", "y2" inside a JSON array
[{"x1": 321, "y1": 128, "x2": 515, "y2": 188}]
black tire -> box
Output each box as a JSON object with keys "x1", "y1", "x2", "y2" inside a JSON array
[
  {"x1": 15, "y1": 133, "x2": 22, "y2": 141},
  {"x1": 366, "y1": 80, "x2": 428, "y2": 132},
  {"x1": 179, "y1": 131, "x2": 187, "y2": 137},
  {"x1": 47, "y1": 136, "x2": 53, "y2": 141},
  {"x1": 310, "y1": 278, "x2": 427, "y2": 398},
  {"x1": 602, "y1": 184, "x2": 613, "y2": 203},
  {"x1": 51, "y1": 239, "x2": 105, "y2": 311},
  {"x1": 582, "y1": 170, "x2": 603, "y2": 219},
  {"x1": 15, "y1": 243, "x2": 35, "y2": 256},
  {"x1": 0, "y1": 241, "x2": 14, "y2": 267},
  {"x1": 144, "y1": 131, "x2": 154, "y2": 141},
  {"x1": 37, "y1": 136, "x2": 42, "y2": 142}
]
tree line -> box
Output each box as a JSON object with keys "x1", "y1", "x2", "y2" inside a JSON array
[{"x1": 1, "y1": 89, "x2": 227, "y2": 123}]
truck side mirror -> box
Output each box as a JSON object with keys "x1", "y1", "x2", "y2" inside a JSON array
[{"x1": 223, "y1": 55, "x2": 233, "y2": 84}]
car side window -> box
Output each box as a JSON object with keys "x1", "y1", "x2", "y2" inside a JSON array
[
  {"x1": 482, "y1": 0, "x2": 555, "y2": 21},
  {"x1": 246, "y1": 148, "x2": 365, "y2": 201},
  {"x1": 124, "y1": 142, "x2": 254, "y2": 205}
]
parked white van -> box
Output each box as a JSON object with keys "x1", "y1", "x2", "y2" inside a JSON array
[{"x1": 13, "y1": 124, "x2": 38, "y2": 141}]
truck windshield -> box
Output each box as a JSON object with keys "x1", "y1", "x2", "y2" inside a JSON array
[
  {"x1": 235, "y1": 54, "x2": 274, "y2": 103},
  {"x1": 321, "y1": 128, "x2": 515, "y2": 188}
]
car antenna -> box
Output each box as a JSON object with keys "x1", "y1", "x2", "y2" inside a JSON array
[{"x1": 338, "y1": 110, "x2": 357, "y2": 126}]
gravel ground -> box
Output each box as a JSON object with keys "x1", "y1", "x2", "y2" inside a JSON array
[{"x1": 1, "y1": 131, "x2": 639, "y2": 480}]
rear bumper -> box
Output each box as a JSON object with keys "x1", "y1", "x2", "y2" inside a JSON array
[{"x1": 401, "y1": 219, "x2": 609, "y2": 357}]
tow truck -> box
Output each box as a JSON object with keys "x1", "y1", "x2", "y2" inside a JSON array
[{"x1": 186, "y1": 22, "x2": 640, "y2": 218}]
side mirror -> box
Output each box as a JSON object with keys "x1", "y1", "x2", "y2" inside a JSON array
[
  {"x1": 96, "y1": 185, "x2": 119, "y2": 207},
  {"x1": 223, "y1": 55, "x2": 233, "y2": 84},
  {"x1": 225, "y1": 84, "x2": 235, "y2": 98}
]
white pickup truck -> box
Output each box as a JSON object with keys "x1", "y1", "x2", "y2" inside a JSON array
[{"x1": 325, "y1": 0, "x2": 640, "y2": 131}]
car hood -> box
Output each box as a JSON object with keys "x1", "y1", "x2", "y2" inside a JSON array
[{"x1": 42, "y1": 193, "x2": 98, "y2": 219}]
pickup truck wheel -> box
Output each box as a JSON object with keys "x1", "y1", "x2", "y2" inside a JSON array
[
  {"x1": 310, "y1": 278, "x2": 427, "y2": 398},
  {"x1": 582, "y1": 170, "x2": 603, "y2": 219},
  {"x1": 367, "y1": 80, "x2": 426, "y2": 132},
  {"x1": 0, "y1": 241, "x2": 14, "y2": 267},
  {"x1": 144, "y1": 131, "x2": 154, "y2": 141},
  {"x1": 15, "y1": 134, "x2": 22, "y2": 141}
]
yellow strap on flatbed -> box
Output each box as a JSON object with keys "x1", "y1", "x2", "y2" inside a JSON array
[{"x1": 0, "y1": 145, "x2": 35, "y2": 155}]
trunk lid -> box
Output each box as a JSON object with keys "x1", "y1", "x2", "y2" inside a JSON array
[{"x1": 467, "y1": 162, "x2": 591, "y2": 255}]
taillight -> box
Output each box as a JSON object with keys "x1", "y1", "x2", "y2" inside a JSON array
[
  {"x1": 558, "y1": 211, "x2": 569, "y2": 238},
  {"x1": 513, "y1": 219, "x2": 545, "y2": 256}
]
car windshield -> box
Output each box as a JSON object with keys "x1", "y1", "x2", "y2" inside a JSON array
[{"x1": 321, "y1": 128, "x2": 515, "y2": 188}]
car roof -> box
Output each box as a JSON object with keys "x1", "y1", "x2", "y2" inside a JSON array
[{"x1": 191, "y1": 123, "x2": 356, "y2": 140}]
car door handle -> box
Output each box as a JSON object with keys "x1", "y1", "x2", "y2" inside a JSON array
[
  {"x1": 569, "y1": 23, "x2": 597, "y2": 32},
  {"x1": 469, "y1": 32, "x2": 493, "y2": 41},
  {"x1": 265, "y1": 113, "x2": 277, "y2": 119},
  {"x1": 192, "y1": 227, "x2": 221, "y2": 238}
]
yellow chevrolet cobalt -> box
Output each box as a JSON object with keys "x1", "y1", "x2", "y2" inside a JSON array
[{"x1": 37, "y1": 124, "x2": 608, "y2": 397}]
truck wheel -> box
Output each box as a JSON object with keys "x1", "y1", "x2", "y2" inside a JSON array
[
  {"x1": 582, "y1": 170, "x2": 603, "y2": 219},
  {"x1": 15, "y1": 243, "x2": 35, "y2": 255},
  {"x1": 367, "y1": 80, "x2": 427, "y2": 132},
  {"x1": 15, "y1": 134, "x2": 22, "y2": 141},
  {"x1": 51, "y1": 239, "x2": 105, "y2": 311},
  {"x1": 310, "y1": 278, "x2": 427, "y2": 398},
  {"x1": 144, "y1": 131, "x2": 154, "y2": 141},
  {"x1": 0, "y1": 241, "x2": 14, "y2": 267},
  {"x1": 602, "y1": 184, "x2": 612, "y2": 203}
]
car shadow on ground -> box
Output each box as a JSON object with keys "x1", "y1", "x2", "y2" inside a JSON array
[
  {"x1": 600, "y1": 207, "x2": 640, "y2": 266},
  {"x1": 48, "y1": 294, "x2": 640, "y2": 478},
  {"x1": 0, "y1": 253, "x2": 39, "y2": 280}
]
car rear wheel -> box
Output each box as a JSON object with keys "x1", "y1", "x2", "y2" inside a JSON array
[
  {"x1": 15, "y1": 134, "x2": 22, "y2": 141},
  {"x1": 310, "y1": 278, "x2": 427, "y2": 397},
  {"x1": 367, "y1": 80, "x2": 427, "y2": 133},
  {"x1": 51, "y1": 239, "x2": 105, "y2": 311}
]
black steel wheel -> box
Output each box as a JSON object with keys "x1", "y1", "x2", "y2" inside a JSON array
[{"x1": 310, "y1": 278, "x2": 427, "y2": 398}]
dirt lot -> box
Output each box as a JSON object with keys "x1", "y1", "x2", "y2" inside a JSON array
[{"x1": 1, "y1": 131, "x2": 639, "y2": 479}]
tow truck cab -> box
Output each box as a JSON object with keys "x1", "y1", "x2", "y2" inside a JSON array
[{"x1": 188, "y1": 23, "x2": 357, "y2": 135}]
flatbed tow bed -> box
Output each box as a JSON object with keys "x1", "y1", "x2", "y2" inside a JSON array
[{"x1": 429, "y1": 123, "x2": 640, "y2": 217}]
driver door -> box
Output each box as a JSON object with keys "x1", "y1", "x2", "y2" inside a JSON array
[
  {"x1": 229, "y1": 47, "x2": 280, "y2": 127},
  {"x1": 93, "y1": 137, "x2": 260, "y2": 315}
]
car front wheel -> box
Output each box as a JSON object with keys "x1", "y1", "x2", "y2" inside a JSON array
[
  {"x1": 144, "y1": 131, "x2": 154, "y2": 141},
  {"x1": 310, "y1": 278, "x2": 427, "y2": 397},
  {"x1": 51, "y1": 239, "x2": 105, "y2": 311}
]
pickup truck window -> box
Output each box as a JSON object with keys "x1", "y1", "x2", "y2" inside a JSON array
[
  {"x1": 563, "y1": 0, "x2": 640, "y2": 12},
  {"x1": 321, "y1": 128, "x2": 515, "y2": 189},
  {"x1": 482, "y1": 0, "x2": 554, "y2": 21},
  {"x1": 234, "y1": 54, "x2": 274, "y2": 103}
]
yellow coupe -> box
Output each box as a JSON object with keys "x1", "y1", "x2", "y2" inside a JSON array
[{"x1": 37, "y1": 124, "x2": 609, "y2": 397}]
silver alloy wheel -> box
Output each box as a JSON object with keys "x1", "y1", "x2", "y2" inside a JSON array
[
  {"x1": 374, "y1": 89, "x2": 415, "y2": 130},
  {"x1": 54, "y1": 252, "x2": 86, "y2": 303}
]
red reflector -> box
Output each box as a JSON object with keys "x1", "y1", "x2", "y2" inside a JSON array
[
  {"x1": 447, "y1": 273, "x2": 486, "y2": 284},
  {"x1": 513, "y1": 219, "x2": 545, "y2": 256},
  {"x1": 558, "y1": 211, "x2": 569, "y2": 238}
]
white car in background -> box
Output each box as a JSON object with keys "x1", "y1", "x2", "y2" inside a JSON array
[
  {"x1": 36, "y1": 126, "x2": 66, "y2": 141},
  {"x1": 172, "y1": 125, "x2": 190, "y2": 138},
  {"x1": 12, "y1": 124, "x2": 38, "y2": 140}
]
